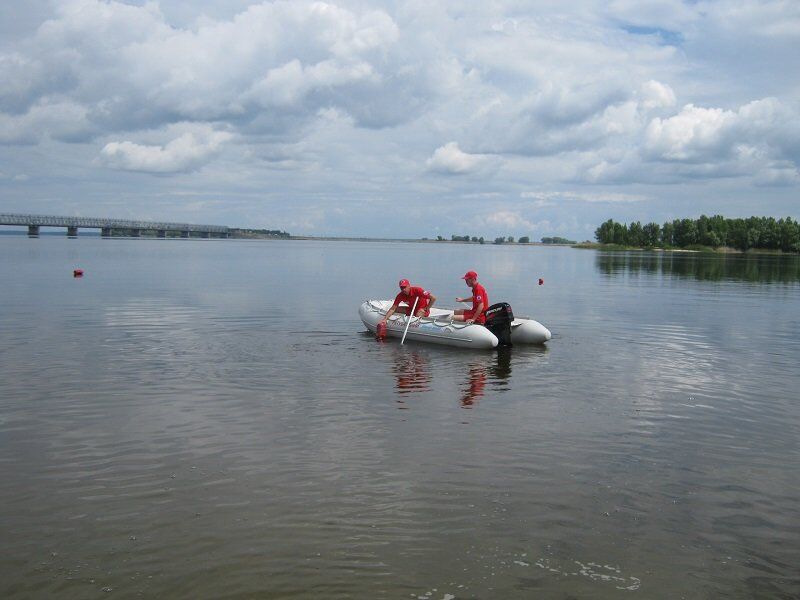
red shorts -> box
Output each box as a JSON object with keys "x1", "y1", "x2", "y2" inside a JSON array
[
  {"x1": 462, "y1": 309, "x2": 485, "y2": 324},
  {"x1": 397, "y1": 303, "x2": 430, "y2": 317}
]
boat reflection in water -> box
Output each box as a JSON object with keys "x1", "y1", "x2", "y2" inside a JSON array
[
  {"x1": 388, "y1": 345, "x2": 530, "y2": 409},
  {"x1": 392, "y1": 350, "x2": 432, "y2": 396}
]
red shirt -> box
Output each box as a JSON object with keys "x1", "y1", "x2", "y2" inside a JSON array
[
  {"x1": 471, "y1": 283, "x2": 488, "y2": 315},
  {"x1": 393, "y1": 286, "x2": 431, "y2": 312}
]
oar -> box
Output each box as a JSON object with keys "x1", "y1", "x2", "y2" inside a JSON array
[{"x1": 400, "y1": 297, "x2": 419, "y2": 345}]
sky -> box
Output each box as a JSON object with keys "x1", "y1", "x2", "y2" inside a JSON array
[{"x1": 0, "y1": 0, "x2": 798, "y2": 240}]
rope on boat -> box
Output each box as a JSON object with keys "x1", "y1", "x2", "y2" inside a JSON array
[{"x1": 365, "y1": 300, "x2": 474, "y2": 330}]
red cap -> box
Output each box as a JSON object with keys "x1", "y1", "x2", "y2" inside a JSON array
[
  {"x1": 462, "y1": 270, "x2": 478, "y2": 280},
  {"x1": 399, "y1": 278, "x2": 410, "y2": 288}
]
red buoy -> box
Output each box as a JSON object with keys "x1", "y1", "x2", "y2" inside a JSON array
[
  {"x1": 376, "y1": 321, "x2": 387, "y2": 341},
  {"x1": 538, "y1": 278, "x2": 544, "y2": 285},
  {"x1": 73, "y1": 269, "x2": 84, "y2": 278}
]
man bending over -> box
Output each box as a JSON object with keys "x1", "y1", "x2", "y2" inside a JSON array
[{"x1": 381, "y1": 279, "x2": 436, "y2": 325}]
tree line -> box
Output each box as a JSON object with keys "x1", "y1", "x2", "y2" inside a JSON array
[
  {"x1": 229, "y1": 228, "x2": 291, "y2": 238},
  {"x1": 595, "y1": 216, "x2": 800, "y2": 253},
  {"x1": 541, "y1": 236, "x2": 576, "y2": 244},
  {"x1": 434, "y1": 235, "x2": 573, "y2": 244}
]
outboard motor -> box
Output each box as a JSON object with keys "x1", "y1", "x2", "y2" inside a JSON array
[{"x1": 484, "y1": 302, "x2": 514, "y2": 347}]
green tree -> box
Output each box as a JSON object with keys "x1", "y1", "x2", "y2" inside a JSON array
[
  {"x1": 642, "y1": 222, "x2": 660, "y2": 247},
  {"x1": 708, "y1": 214, "x2": 728, "y2": 246},
  {"x1": 778, "y1": 217, "x2": 799, "y2": 252},
  {"x1": 519, "y1": 236, "x2": 530, "y2": 243},
  {"x1": 674, "y1": 218, "x2": 698, "y2": 246},
  {"x1": 728, "y1": 219, "x2": 749, "y2": 250},
  {"x1": 613, "y1": 222, "x2": 627, "y2": 245},
  {"x1": 697, "y1": 214, "x2": 710, "y2": 245},
  {"x1": 761, "y1": 217, "x2": 779, "y2": 249},
  {"x1": 595, "y1": 219, "x2": 615, "y2": 244},
  {"x1": 628, "y1": 221, "x2": 644, "y2": 247},
  {"x1": 660, "y1": 221, "x2": 674, "y2": 246},
  {"x1": 595, "y1": 214, "x2": 799, "y2": 253}
]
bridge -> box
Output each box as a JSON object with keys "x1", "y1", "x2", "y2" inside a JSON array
[{"x1": 0, "y1": 213, "x2": 229, "y2": 238}]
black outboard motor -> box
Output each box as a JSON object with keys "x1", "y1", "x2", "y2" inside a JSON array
[{"x1": 484, "y1": 302, "x2": 514, "y2": 347}]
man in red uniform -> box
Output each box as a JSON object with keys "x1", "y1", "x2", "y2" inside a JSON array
[
  {"x1": 453, "y1": 270, "x2": 488, "y2": 324},
  {"x1": 381, "y1": 279, "x2": 437, "y2": 325}
]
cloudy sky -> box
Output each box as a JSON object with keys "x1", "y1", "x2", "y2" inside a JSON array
[{"x1": 1, "y1": 0, "x2": 798, "y2": 239}]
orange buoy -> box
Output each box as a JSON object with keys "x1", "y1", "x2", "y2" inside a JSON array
[
  {"x1": 73, "y1": 269, "x2": 84, "y2": 277},
  {"x1": 376, "y1": 321, "x2": 387, "y2": 341}
]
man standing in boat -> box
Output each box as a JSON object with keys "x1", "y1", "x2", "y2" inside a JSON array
[
  {"x1": 381, "y1": 279, "x2": 437, "y2": 325},
  {"x1": 453, "y1": 270, "x2": 488, "y2": 325}
]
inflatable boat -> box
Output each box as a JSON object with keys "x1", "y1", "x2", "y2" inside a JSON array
[{"x1": 359, "y1": 300, "x2": 551, "y2": 349}]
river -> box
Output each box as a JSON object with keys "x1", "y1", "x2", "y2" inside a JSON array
[{"x1": 1, "y1": 237, "x2": 798, "y2": 598}]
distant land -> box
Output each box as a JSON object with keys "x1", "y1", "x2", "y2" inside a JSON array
[
  {"x1": 1, "y1": 229, "x2": 580, "y2": 245},
  {"x1": 590, "y1": 216, "x2": 800, "y2": 254},
  {"x1": 292, "y1": 235, "x2": 577, "y2": 246}
]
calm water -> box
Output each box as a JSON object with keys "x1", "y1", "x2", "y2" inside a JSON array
[{"x1": 1, "y1": 238, "x2": 798, "y2": 599}]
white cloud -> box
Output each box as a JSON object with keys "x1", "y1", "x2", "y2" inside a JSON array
[
  {"x1": 426, "y1": 142, "x2": 489, "y2": 174},
  {"x1": 2, "y1": 0, "x2": 409, "y2": 136},
  {"x1": 608, "y1": 0, "x2": 698, "y2": 30},
  {"x1": 484, "y1": 210, "x2": 536, "y2": 230},
  {"x1": 572, "y1": 94, "x2": 800, "y2": 185},
  {"x1": 99, "y1": 126, "x2": 233, "y2": 173},
  {"x1": 471, "y1": 80, "x2": 644, "y2": 157},
  {"x1": 640, "y1": 80, "x2": 676, "y2": 110},
  {"x1": 644, "y1": 98, "x2": 800, "y2": 165},
  {"x1": 0, "y1": 1, "x2": 798, "y2": 238},
  {"x1": 0, "y1": 100, "x2": 91, "y2": 144},
  {"x1": 701, "y1": 1, "x2": 800, "y2": 38},
  {"x1": 644, "y1": 104, "x2": 736, "y2": 161},
  {"x1": 521, "y1": 191, "x2": 647, "y2": 203},
  {"x1": 753, "y1": 166, "x2": 800, "y2": 187}
]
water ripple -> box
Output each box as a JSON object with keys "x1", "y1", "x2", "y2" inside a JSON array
[{"x1": 1, "y1": 239, "x2": 798, "y2": 598}]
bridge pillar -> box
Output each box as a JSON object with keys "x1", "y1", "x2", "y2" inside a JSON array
[
  {"x1": 157, "y1": 229, "x2": 166, "y2": 238},
  {"x1": 67, "y1": 226, "x2": 78, "y2": 238},
  {"x1": 101, "y1": 227, "x2": 112, "y2": 238},
  {"x1": 131, "y1": 229, "x2": 141, "y2": 237},
  {"x1": 28, "y1": 225, "x2": 40, "y2": 237},
  {"x1": 181, "y1": 231, "x2": 189, "y2": 238}
]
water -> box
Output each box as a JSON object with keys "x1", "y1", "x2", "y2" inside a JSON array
[{"x1": 1, "y1": 238, "x2": 798, "y2": 599}]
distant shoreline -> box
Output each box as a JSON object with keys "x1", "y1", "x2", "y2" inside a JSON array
[
  {"x1": 290, "y1": 235, "x2": 574, "y2": 246},
  {"x1": 3, "y1": 230, "x2": 796, "y2": 255}
]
